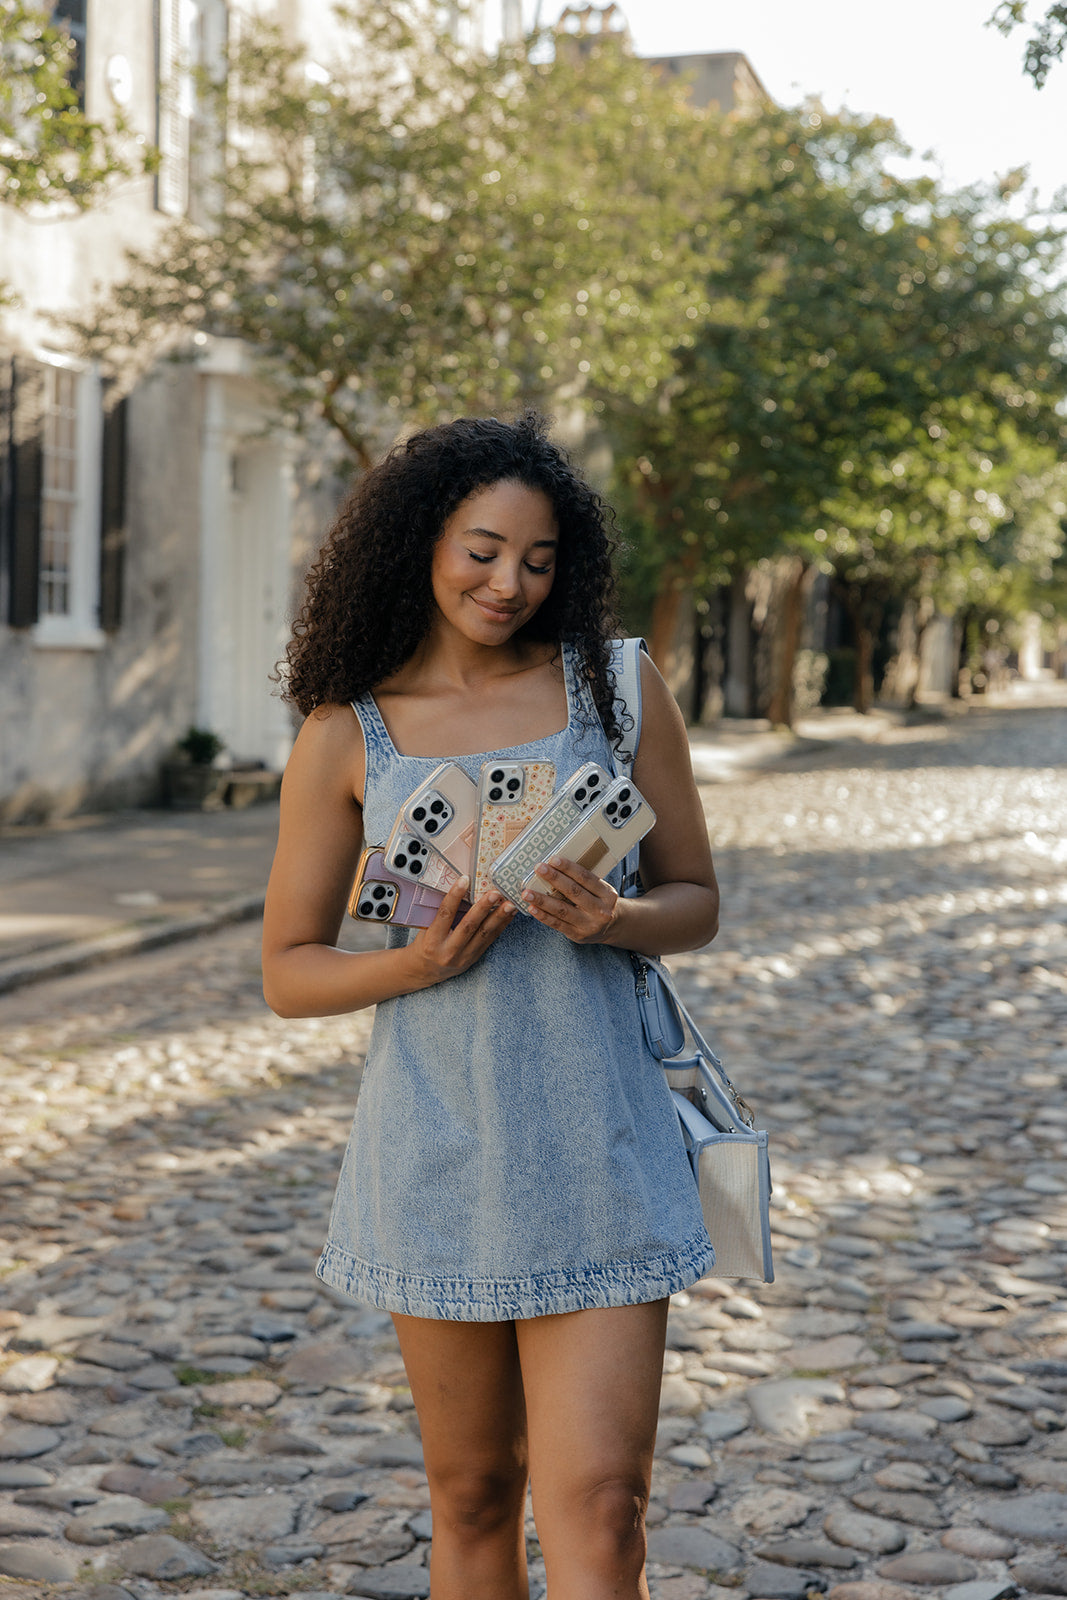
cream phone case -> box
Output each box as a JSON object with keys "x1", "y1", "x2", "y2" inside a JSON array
[
  {"x1": 383, "y1": 818, "x2": 463, "y2": 894},
  {"x1": 472, "y1": 760, "x2": 556, "y2": 899},
  {"x1": 490, "y1": 762, "x2": 612, "y2": 909},
  {"x1": 402, "y1": 762, "x2": 479, "y2": 879},
  {"x1": 522, "y1": 776, "x2": 655, "y2": 898}
]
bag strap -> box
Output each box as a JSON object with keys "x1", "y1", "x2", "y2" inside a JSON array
[
  {"x1": 630, "y1": 951, "x2": 756, "y2": 1130},
  {"x1": 608, "y1": 636, "x2": 648, "y2": 778},
  {"x1": 608, "y1": 636, "x2": 648, "y2": 894}
]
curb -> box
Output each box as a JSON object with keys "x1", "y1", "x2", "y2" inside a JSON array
[{"x1": 0, "y1": 891, "x2": 265, "y2": 996}]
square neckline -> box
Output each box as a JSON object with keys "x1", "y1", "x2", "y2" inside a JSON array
[{"x1": 363, "y1": 642, "x2": 579, "y2": 762}]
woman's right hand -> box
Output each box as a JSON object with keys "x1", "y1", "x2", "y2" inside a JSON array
[{"x1": 405, "y1": 877, "x2": 516, "y2": 988}]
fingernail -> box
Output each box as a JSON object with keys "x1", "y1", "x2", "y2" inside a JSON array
[{"x1": 457, "y1": 875, "x2": 470, "y2": 890}]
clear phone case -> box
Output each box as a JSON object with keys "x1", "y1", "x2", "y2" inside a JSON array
[
  {"x1": 402, "y1": 762, "x2": 479, "y2": 879},
  {"x1": 522, "y1": 776, "x2": 655, "y2": 899}
]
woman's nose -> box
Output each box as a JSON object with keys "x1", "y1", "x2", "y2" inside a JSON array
[{"x1": 488, "y1": 563, "x2": 522, "y2": 595}]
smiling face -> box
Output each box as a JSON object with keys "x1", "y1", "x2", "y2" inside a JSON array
[{"x1": 429, "y1": 480, "x2": 559, "y2": 648}]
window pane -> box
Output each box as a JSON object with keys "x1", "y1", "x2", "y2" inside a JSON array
[{"x1": 38, "y1": 364, "x2": 80, "y2": 619}]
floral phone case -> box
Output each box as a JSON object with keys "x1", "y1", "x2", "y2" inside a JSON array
[
  {"x1": 347, "y1": 845, "x2": 447, "y2": 929},
  {"x1": 472, "y1": 760, "x2": 556, "y2": 899},
  {"x1": 490, "y1": 762, "x2": 612, "y2": 910},
  {"x1": 522, "y1": 776, "x2": 655, "y2": 899}
]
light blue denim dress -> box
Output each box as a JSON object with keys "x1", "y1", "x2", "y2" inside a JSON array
[{"x1": 316, "y1": 643, "x2": 714, "y2": 1320}]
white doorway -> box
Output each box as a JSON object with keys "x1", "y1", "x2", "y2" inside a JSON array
[{"x1": 198, "y1": 369, "x2": 294, "y2": 770}]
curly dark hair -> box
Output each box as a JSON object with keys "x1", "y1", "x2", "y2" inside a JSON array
[{"x1": 283, "y1": 411, "x2": 624, "y2": 743}]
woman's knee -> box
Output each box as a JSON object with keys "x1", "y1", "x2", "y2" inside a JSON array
[
  {"x1": 430, "y1": 1460, "x2": 529, "y2": 1539},
  {"x1": 572, "y1": 1473, "x2": 649, "y2": 1562}
]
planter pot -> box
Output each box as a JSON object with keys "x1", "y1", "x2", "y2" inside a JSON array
[
  {"x1": 163, "y1": 762, "x2": 230, "y2": 811},
  {"x1": 225, "y1": 768, "x2": 283, "y2": 809}
]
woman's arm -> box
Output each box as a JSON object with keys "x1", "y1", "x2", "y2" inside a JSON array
[
  {"x1": 522, "y1": 655, "x2": 719, "y2": 958},
  {"x1": 261, "y1": 706, "x2": 515, "y2": 1018}
]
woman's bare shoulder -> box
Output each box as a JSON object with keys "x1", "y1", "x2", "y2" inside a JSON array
[{"x1": 288, "y1": 702, "x2": 366, "y2": 804}]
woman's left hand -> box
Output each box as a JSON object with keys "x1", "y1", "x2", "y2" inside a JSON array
[{"x1": 522, "y1": 856, "x2": 619, "y2": 944}]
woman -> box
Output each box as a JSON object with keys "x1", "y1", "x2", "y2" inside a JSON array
[{"x1": 262, "y1": 412, "x2": 719, "y2": 1600}]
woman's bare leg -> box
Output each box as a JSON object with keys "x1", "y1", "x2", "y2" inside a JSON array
[
  {"x1": 392, "y1": 1315, "x2": 529, "y2": 1600},
  {"x1": 516, "y1": 1298, "x2": 669, "y2": 1600}
]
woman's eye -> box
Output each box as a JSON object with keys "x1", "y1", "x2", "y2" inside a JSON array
[
  {"x1": 467, "y1": 551, "x2": 493, "y2": 564},
  {"x1": 525, "y1": 563, "x2": 553, "y2": 575}
]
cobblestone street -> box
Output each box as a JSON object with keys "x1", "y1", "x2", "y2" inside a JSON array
[{"x1": 2, "y1": 700, "x2": 1066, "y2": 1600}]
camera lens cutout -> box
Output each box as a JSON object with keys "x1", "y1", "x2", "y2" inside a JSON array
[
  {"x1": 412, "y1": 805, "x2": 426, "y2": 822},
  {"x1": 430, "y1": 799, "x2": 445, "y2": 815},
  {"x1": 619, "y1": 804, "x2": 633, "y2": 819},
  {"x1": 425, "y1": 818, "x2": 438, "y2": 833},
  {"x1": 507, "y1": 778, "x2": 520, "y2": 793},
  {"x1": 575, "y1": 786, "x2": 587, "y2": 801},
  {"x1": 395, "y1": 853, "x2": 407, "y2": 869},
  {"x1": 410, "y1": 859, "x2": 422, "y2": 874},
  {"x1": 491, "y1": 768, "x2": 505, "y2": 783},
  {"x1": 489, "y1": 787, "x2": 503, "y2": 801}
]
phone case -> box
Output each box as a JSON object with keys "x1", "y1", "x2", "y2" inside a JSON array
[
  {"x1": 402, "y1": 762, "x2": 479, "y2": 879},
  {"x1": 490, "y1": 762, "x2": 612, "y2": 910},
  {"x1": 347, "y1": 846, "x2": 447, "y2": 929},
  {"x1": 522, "y1": 776, "x2": 656, "y2": 899},
  {"x1": 383, "y1": 818, "x2": 464, "y2": 894},
  {"x1": 471, "y1": 760, "x2": 556, "y2": 899}
]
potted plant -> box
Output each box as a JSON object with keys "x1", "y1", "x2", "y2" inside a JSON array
[{"x1": 163, "y1": 726, "x2": 230, "y2": 809}]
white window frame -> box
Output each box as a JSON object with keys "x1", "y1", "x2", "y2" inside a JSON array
[{"x1": 33, "y1": 352, "x2": 105, "y2": 651}]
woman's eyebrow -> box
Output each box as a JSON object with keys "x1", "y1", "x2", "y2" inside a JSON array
[{"x1": 465, "y1": 526, "x2": 558, "y2": 548}]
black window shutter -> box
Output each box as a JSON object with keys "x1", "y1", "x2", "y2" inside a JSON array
[
  {"x1": 98, "y1": 395, "x2": 128, "y2": 631},
  {"x1": 7, "y1": 357, "x2": 45, "y2": 629}
]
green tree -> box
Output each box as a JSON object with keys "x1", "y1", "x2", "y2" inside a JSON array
[
  {"x1": 0, "y1": 0, "x2": 150, "y2": 211},
  {"x1": 74, "y1": 5, "x2": 710, "y2": 468},
  {"x1": 606, "y1": 106, "x2": 1067, "y2": 719},
  {"x1": 991, "y1": 2, "x2": 1067, "y2": 87}
]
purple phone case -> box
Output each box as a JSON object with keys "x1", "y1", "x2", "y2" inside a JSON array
[{"x1": 349, "y1": 848, "x2": 445, "y2": 929}]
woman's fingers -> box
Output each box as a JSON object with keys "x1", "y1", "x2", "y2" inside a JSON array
[{"x1": 521, "y1": 856, "x2": 617, "y2": 943}]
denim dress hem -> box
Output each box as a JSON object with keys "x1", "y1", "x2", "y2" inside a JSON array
[
  {"x1": 318, "y1": 1230, "x2": 714, "y2": 1322},
  {"x1": 316, "y1": 641, "x2": 715, "y2": 1321}
]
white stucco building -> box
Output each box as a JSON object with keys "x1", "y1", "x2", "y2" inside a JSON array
[{"x1": 0, "y1": 0, "x2": 355, "y2": 821}]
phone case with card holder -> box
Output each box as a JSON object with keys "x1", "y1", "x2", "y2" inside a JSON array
[
  {"x1": 402, "y1": 762, "x2": 479, "y2": 880},
  {"x1": 522, "y1": 776, "x2": 655, "y2": 899},
  {"x1": 383, "y1": 820, "x2": 463, "y2": 894},
  {"x1": 490, "y1": 762, "x2": 611, "y2": 910},
  {"x1": 472, "y1": 760, "x2": 556, "y2": 899},
  {"x1": 348, "y1": 846, "x2": 448, "y2": 929}
]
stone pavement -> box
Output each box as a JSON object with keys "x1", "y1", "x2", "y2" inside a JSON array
[{"x1": 1, "y1": 695, "x2": 1066, "y2": 1599}]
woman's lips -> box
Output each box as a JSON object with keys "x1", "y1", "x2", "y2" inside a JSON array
[{"x1": 472, "y1": 598, "x2": 520, "y2": 621}]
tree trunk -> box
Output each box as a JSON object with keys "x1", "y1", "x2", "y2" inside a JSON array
[
  {"x1": 853, "y1": 622, "x2": 875, "y2": 712},
  {"x1": 648, "y1": 565, "x2": 684, "y2": 672},
  {"x1": 766, "y1": 558, "x2": 810, "y2": 729},
  {"x1": 723, "y1": 569, "x2": 756, "y2": 717}
]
